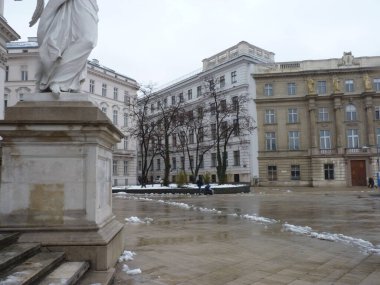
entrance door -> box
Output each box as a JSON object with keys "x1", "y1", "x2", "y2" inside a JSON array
[{"x1": 351, "y1": 160, "x2": 366, "y2": 186}]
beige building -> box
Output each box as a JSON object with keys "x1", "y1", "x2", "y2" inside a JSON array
[
  {"x1": 4, "y1": 38, "x2": 139, "y2": 186},
  {"x1": 254, "y1": 52, "x2": 380, "y2": 187}
]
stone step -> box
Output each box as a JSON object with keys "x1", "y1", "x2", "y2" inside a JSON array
[
  {"x1": 0, "y1": 251, "x2": 65, "y2": 285},
  {"x1": 0, "y1": 233, "x2": 20, "y2": 250},
  {"x1": 77, "y1": 268, "x2": 115, "y2": 285},
  {"x1": 39, "y1": 261, "x2": 89, "y2": 285},
  {"x1": 0, "y1": 242, "x2": 41, "y2": 272}
]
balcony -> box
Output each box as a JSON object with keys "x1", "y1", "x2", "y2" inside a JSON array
[{"x1": 345, "y1": 147, "x2": 370, "y2": 156}]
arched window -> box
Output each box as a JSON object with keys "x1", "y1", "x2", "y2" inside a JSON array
[{"x1": 346, "y1": 104, "x2": 357, "y2": 121}]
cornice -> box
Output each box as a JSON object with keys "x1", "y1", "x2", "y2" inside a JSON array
[{"x1": 0, "y1": 17, "x2": 20, "y2": 43}]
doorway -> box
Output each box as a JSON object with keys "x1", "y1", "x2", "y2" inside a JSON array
[{"x1": 350, "y1": 160, "x2": 366, "y2": 186}]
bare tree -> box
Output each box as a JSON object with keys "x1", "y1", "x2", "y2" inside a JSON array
[
  {"x1": 126, "y1": 86, "x2": 159, "y2": 187},
  {"x1": 203, "y1": 78, "x2": 256, "y2": 184}
]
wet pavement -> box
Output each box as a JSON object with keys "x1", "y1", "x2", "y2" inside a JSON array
[{"x1": 112, "y1": 187, "x2": 380, "y2": 284}]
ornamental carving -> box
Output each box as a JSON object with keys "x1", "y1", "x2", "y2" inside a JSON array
[{"x1": 338, "y1": 52, "x2": 359, "y2": 67}]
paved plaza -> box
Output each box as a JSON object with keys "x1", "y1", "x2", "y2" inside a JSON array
[{"x1": 112, "y1": 187, "x2": 380, "y2": 284}]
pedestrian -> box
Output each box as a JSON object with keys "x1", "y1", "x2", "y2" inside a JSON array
[
  {"x1": 368, "y1": 176, "x2": 375, "y2": 189},
  {"x1": 196, "y1": 177, "x2": 203, "y2": 195}
]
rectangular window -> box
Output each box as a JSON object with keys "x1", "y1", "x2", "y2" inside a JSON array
[
  {"x1": 374, "y1": 79, "x2": 380, "y2": 92},
  {"x1": 265, "y1": 109, "x2": 276, "y2": 124},
  {"x1": 377, "y1": 128, "x2": 380, "y2": 146},
  {"x1": 21, "y1": 65, "x2": 28, "y2": 81},
  {"x1": 189, "y1": 156, "x2": 194, "y2": 169},
  {"x1": 324, "y1": 164, "x2": 334, "y2": 180},
  {"x1": 264, "y1": 83, "x2": 273, "y2": 96},
  {"x1": 317, "y1": 81, "x2": 327, "y2": 95},
  {"x1": 345, "y1": 80, "x2": 354, "y2": 92},
  {"x1": 268, "y1": 165, "x2": 277, "y2": 181},
  {"x1": 288, "y1": 131, "x2": 300, "y2": 150},
  {"x1": 375, "y1": 106, "x2": 380, "y2": 120},
  {"x1": 5, "y1": 66, "x2": 8, "y2": 82},
  {"x1": 233, "y1": 150, "x2": 240, "y2": 166},
  {"x1": 171, "y1": 95, "x2": 176, "y2": 105},
  {"x1": 197, "y1": 86, "x2": 202, "y2": 97},
  {"x1": 265, "y1": 132, "x2": 276, "y2": 151},
  {"x1": 291, "y1": 165, "x2": 300, "y2": 180},
  {"x1": 318, "y1": 107, "x2": 329, "y2": 121},
  {"x1": 150, "y1": 103, "x2": 155, "y2": 113},
  {"x1": 179, "y1": 93, "x2": 184, "y2": 103},
  {"x1": 232, "y1": 96, "x2": 239, "y2": 111},
  {"x1": 89, "y1": 79, "x2": 95, "y2": 94},
  {"x1": 172, "y1": 134, "x2": 177, "y2": 146},
  {"x1": 347, "y1": 129, "x2": 359, "y2": 148},
  {"x1": 320, "y1": 130, "x2": 331, "y2": 149},
  {"x1": 124, "y1": 113, "x2": 128, "y2": 127},
  {"x1": 220, "y1": 75, "x2": 225, "y2": 88},
  {"x1": 199, "y1": 155, "x2": 204, "y2": 168},
  {"x1": 113, "y1": 160, "x2": 117, "y2": 175},
  {"x1": 287, "y1": 83, "x2": 296, "y2": 95},
  {"x1": 210, "y1": 103, "x2": 216, "y2": 115},
  {"x1": 187, "y1": 89, "x2": 192, "y2": 100},
  {"x1": 156, "y1": 159, "x2": 161, "y2": 170},
  {"x1": 211, "y1": 153, "x2": 216, "y2": 167},
  {"x1": 113, "y1": 87, "x2": 118, "y2": 100},
  {"x1": 113, "y1": 110, "x2": 118, "y2": 125},
  {"x1": 220, "y1": 99, "x2": 227, "y2": 112},
  {"x1": 138, "y1": 161, "x2": 142, "y2": 171},
  {"x1": 288, "y1": 108, "x2": 298, "y2": 123},
  {"x1": 123, "y1": 161, "x2": 128, "y2": 175},
  {"x1": 102, "y1": 83, "x2": 107, "y2": 97},
  {"x1": 180, "y1": 156, "x2": 185, "y2": 169},
  {"x1": 124, "y1": 91, "x2": 129, "y2": 104},
  {"x1": 124, "y1": 137, "x2": 128, "y2": 150},
  {"x1": 4, "y1": 94, "x2": 8, "y2": 109},
  {"x1": 211, "y1": 124, "x2": 216, "y2": 140},
  {"x1": 231, "y1": 71, "x2": 237, "y2": 83},
  {"x1": 199, "y1": 127, "x2": 204, "y2": 142},
  {"x1": 189, "y1": 129, "x2": 194, "y2": 144},
  {"x1": 197, "y1": 107, "x2": 203, "y2": 118},
  {"x1": 233, "y1": 119, "x2": 239, "y2": 136},
  {"x1": 172, "y1": 157, "x2": 177, "y2": 170}
]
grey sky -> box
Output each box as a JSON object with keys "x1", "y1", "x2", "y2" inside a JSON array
[{"x1": 5, "y1": 0, "x2": 380, "y2": 87}]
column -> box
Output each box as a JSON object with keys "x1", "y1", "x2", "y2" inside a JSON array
[
  {"x1": 365, "y1": 96, "x2": 375, "y2": 146},
  {"x1": 308, "y1": 97, "x2": 317, "y2": 153},
  {"x1": 333, "y1": 96, "x2": 343, "y2": 153}
]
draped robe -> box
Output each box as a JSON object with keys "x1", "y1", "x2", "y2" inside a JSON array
[{"x1": 36, "y1": 0, "x2": 98, "y2": 92}]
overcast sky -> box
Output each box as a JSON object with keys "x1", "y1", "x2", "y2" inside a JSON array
[{"x1": 4, "y1": 0, "x2": 380, "y2": 87}]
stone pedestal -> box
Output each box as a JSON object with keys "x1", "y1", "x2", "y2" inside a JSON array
[{"x1": 0, "y1": 93, "x2": 125, "y2": 270}]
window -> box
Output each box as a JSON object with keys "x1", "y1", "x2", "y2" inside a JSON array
[
  {"x1": 101, "y1": 107, "x2": 107, "y2": 113},
  {"x1": 113, "y1": 160, "x2": 117, "y2": 175},
  {"x1": 347, "y1": 129, "x2": 359, "y2": 148},
  {"x1": 318, "y1": 107, "x2": 329, "y2": 121},
  {"x1": 89, "y1": 79, "x2": 95, "y2": 94},
  {"x1": 288, "y1": 83, "x2": 296, "y2": 95},
  {"x1": 124, "y1": 91, "x2": 129, "y2": 104},
  {"x1": 113, "y1": 110, "x2": 118, "y2": 125},
  {"x1": 197, "y1": 107, "x2": 203, "y2": 118},
  {"x1": 170, "y1": 157, "x2": 176, "y2": 170},
  {"x1": 345, "y1": 80, "x2": 354, "y2": 92},
  {"x1": 155, "y1": 159, "x2": 160, "y2": 171},
  {"x1": 19, "y1": 94, "x2": 24, "y2": 101},
  {"x1": 123, "y1": 137, "x2": 128, "y2": 150},
  {"x1": 189, "y1": 129, "x2": 194, "y2": 144},
  {"x1": 324, "y1": 164, "x2": 334, "y2": 180},
  {"x1": 265, "y1": 109, "x2": 276, "y2": 124},
  {"x1": 5, "y1": 66, "x2": 8, "y2": 82},
  {"x1": 374, "y1": 79, "x2": 380, "y2": 92},
  {"x1": 291, "y1": 165, "x2": 300, "y2": 180},
  {"x1": 123, "y1": 161, "x2": 128, "y2": 175},
  {"x1": 210, "y1": 103, "x2": 216, "y2": 115},
  {"x1": 317, "y1": 81, "x2": 327, "y2": 95},
  {"x1": 124, "y1": 113, "x2": 128, "y2": 127},
  {"x1": 224, "y1": 151, "x2": 228, "y2": 166},
  {"x1": 150, "y1": 103, "x2": 154, "y2": 113},
  {"x1": 188, "y1": 89, "x2": 192, "y2": 100},
  {"x1": 211, "y1": 153, "x2": 216, "y2": 167},
  {"x1": 233, "y1": 119, "x2": 239, "y2": 136},
  {"x1": 376, "y1": 128, "x2": 380, "y2": 146},
  {"x1": 163, "y1": 97, "x2": 168, "y2": 107},
  {"x1": 346, "y1": 104, "x2": 357, "y2": 121},
  {"x1": 172, "y1": 134, "x2": 177, "y2": 146},
  {"x1": 288, "y1": 131, "x2": 300, "y2": 150},
  {"x1": 113, "y1": 87, "x2": 118, "y2": 100},
  {"x1": 21, "y1": 65, "x2": 28, "y2": 81},
  {"x1": 220, "y1": 99, "x2": 227, "y2": 112},
  {"x1": 265, "y1": 132, "x2": 276, "y2": 151},
  {"x1": 179, "y1": 93, "x2": 184, "y2": 103},
  {"x1": 199, "y1": 127, "x2": 204, "y2": 142},
  {"x1": 288, "y1": 108, "x2": 298, "y2": 123},
  {"x1": 268, "y1": 165, "x2": 277, "y2": 181},
  {"x1": 189, "y1": 156, "x2": 194, "y2": 169},
  {"x1": 232, "y1": 96, "x2": 239, "y2": 111},
  {"x1": 375, "y1": 106, "x2": 380, "y2": 120},
  {"x1": 102, "y1": 83, "x2": 107, "y2": 97},
  {"x1": 264, "y1": 83, "x2": 273, "y2": 96},
  {"x1": 180, "y1": 157, "x2": 185, "y2": 169},
  {"x1": 220, "y1": 75, "x2": 225, "y2": 88},
  {"x1": 320, "y1": 130, "x2": 331, "y2": 149},
  {"x1": 197, "y1": 86, "x2": 202, "y2": 97},
  {"x1": 138, "y1": 161, "x2": 142, "y2": 171},
  {"x1": 4, "y1": 94, "x2": 8, "y2": 109},
  {"x1": 171, "y1": 95, "x2": 176, "y2": 105},
  {"x1": 233, "y1": 150, "x2": 240, "y2": 166},
  {"x1": 231, "y1": 71, "x2": 237, "y2": 83},
  {"x1": 199, "y1": 155, "x2": 204, "y2": 168},
  {"x1": 211, "y1": 124, "x2": 216, "y2": 140}
]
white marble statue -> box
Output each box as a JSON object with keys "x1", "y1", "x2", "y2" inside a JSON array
[{"x1": 29, "y1": 0, "x2": 99, "y2": 95}]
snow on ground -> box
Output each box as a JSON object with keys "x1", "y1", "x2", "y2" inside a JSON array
[
  {"x1": 125, "y1": 216, "x2": 153, "y2": 224},
  {"x1": 230, "y1": 213, "x2": 278, "y2": 224},
  {"x1": 113, "y1": 183, "x2": 246, "y2": 191},
  {"x1": 282, "y1": 223, "x2": 380, "y2": 255},
  {"x1": 119, "y1": 250, "x2": 142, "y2": 276}
]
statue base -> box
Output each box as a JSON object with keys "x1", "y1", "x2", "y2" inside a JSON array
[{"x1": 0, "y1": 93, "x2": 125, "y2": 270}]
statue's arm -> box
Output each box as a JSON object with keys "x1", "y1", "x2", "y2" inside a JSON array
[{"x1": 30, "y1": 0, "x2": 69, "y2": 27}]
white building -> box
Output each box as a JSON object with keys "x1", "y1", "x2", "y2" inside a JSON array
[
  {"x1": 4, "y1": 37, "x2": 139, "y2": 186},
  {"x1": 140, "y1": 41, "x2": 274, "y2": 184}
]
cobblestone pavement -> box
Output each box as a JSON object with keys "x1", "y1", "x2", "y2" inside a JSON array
[{"x1": 112, "y1": 187, "x2": 380, "y2": 284}]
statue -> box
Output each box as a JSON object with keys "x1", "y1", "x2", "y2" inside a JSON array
[
  {"x1": 307, "y1": 78, "x2": 315, "y2": 94},
  {"x1": 332, "y1": 75, "x2": 341, "y2": 93},
  {"x1": 363, "y1": 73, "x2": 373, "y2": 92},
  {"x1": 28, "y1": 0, "x2": 99, "y2": 96}
]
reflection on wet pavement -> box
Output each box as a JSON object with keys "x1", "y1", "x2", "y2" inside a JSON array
[{"x1": 112, "y1": 188, "x2": 380, "y2": 284}]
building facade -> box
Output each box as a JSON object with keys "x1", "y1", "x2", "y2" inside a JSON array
[
  {"x1": 139, "y1": 41, "x2": 274, "y2": 184},
  {"x1": 3, "y1": 38, "x2": 139, "y2": 186},
  {"x1": 254, "y1": 52, "x2": 380, "y2": 187}
]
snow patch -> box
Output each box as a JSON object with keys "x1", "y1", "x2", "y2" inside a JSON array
[
  {"x1": 122, "y1": 264, "x2": 142, "y2": 275},
  {"x1": 119, "y1": 250, "x2": 136, "y2": 262},
  {"x1": 125, "y1": 216, "x2": 153, "y2": 224}
]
